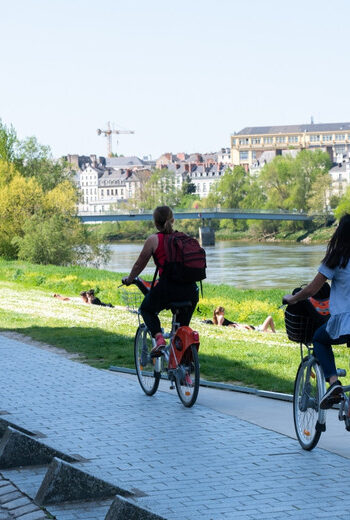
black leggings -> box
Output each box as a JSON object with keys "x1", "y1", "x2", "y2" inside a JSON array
[{"x1": 140, "y1": 278, "x2": 199, "y2": 337}]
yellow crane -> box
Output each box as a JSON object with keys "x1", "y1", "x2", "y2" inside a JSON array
[{"x1": 97, "y1": 121, "x2": 134, "y2": 157}]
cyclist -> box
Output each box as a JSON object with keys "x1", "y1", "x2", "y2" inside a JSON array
[
  {"x1": 122, "y1": 205, "x2": 199, "y2": 356},
  {"x1": 283, "y1": 214, "x2": 350, "y2": 409}
]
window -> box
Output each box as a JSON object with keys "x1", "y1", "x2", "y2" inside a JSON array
[
  {"x1": 310, "y1": 135, "x2": 320, "y2": 142},
  {"x1": 335, "y1": 134, "x2": 345, "y2": 141},
  {"x1": 239, "y1": 138, "x2": 249, "y2": 145},
  {"x1": 322, "y1": 134, "x2": 333, "y2": 141},
  {"x1": 107, "y1": 189, "x2": 109, "y2": 196},
  {"x1": 101, "y1": 189, "x2": 104, "y2": 196},
  {"x1": 252, "y1": 137, "x2": 261, "y2": 144},
  {"x1": 239, "y1": 151, "x2": 249, "y2": 160},
  {"x1": 252, "y1": 151, "x2": 256, "y2": 159},
  {"x1": 264, "y1": 137, "x2": 273, "y2": 144},
  {"x1": 232, "y1": 138, "x2": 236, "y2": 145},
  {"x1": 288, "y1": 136, "x2": 299, "y2": 143},
  {"x1": 276, "y1": 136, "x2": 286, "y2": 143},
  {"x1": 335, "y1": 145, "x2": 346, "y2": 153}
]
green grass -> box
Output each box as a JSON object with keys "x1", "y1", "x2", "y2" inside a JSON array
[{"x1": 0, "y1": 259, "x2": 349, "y2": 394}]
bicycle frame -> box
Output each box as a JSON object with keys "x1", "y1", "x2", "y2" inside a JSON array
[
  {"x1": 129, "y1": 276, "x2": 201, "y2": 407},
  {"x1": 133, "y1": 276, "x2": 199, "y2": 368}
]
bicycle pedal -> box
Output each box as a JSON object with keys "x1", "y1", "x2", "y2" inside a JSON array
[{"x1": 170, "y1": 385, "x2": 175, "y2": 390}]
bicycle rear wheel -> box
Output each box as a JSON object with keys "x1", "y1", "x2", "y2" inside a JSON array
[
  {"x1": 175, "y1": 345, "x2": 200, "y2": 407},
  {"x1": 293, "y1": 356, "x2": 326, "y2": 450},
  {"x1": 134, "y1": 324, "x2": 160, "y2": 396}
]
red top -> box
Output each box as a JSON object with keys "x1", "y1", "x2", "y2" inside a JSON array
[{"x1": 153, "y1": 232, "x2": 167, "y2": 275}]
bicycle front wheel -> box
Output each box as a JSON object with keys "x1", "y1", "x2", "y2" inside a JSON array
[
  {"x1": 175, "y1": 345, "x2": 200, "y2": 408},
  {"x1": 293, "y1": 356, "x2": 326, "y2": 450},
  {"x1": 134, "y1": 324, "x2": 160, "y2": 396}
]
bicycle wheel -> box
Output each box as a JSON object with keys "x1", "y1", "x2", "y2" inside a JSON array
[
  {"x1": 293, "y1": 356, "x2": 326, "y2": 450},
  {"x1": 175, "y1": 345, "x2": 200, "y2": 407},
  {"x1": 134, "y1": 324, "x2": 160, "y2": 396}
]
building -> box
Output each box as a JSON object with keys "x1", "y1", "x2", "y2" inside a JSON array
[
  {"x1": 231, "y1": 122, "x2": 350, "y2": 171},
  {"x1": 158, "y1": 150, "x2": 230, "y2": 198},
  {"x1": 76, "y1": 155, "x2": 151, "y2": 213}
]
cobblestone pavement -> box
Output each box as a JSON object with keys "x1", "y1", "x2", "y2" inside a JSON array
[
  {"x1": 0, "y1": 474, "x2": 48, "y2": 519},
  {"x1": 1, "y1": 334, "x2": 350, "y2": 519}
]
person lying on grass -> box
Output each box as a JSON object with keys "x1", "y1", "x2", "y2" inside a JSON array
[{"x1": 210, "y1": 306, "x2": 276, "y2": 333}]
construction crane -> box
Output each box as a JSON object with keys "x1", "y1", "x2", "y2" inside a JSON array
[{"x1": 97, "y1": 121, "x2": 134, "y2": 157}]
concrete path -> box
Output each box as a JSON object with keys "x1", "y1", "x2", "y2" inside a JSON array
[
  {"x1": 117, "y1": 371, "x2": 350, "y2": 460},
  {"x1": 0, "y1": 333, "x2": 350, "y2": 520}
]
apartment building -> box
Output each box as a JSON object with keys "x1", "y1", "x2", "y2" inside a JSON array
[
  {"x1": 78, "y1": 158, "x2": 151, "y2": 213},
  {"x1": 231, "y1": 122, "x2": 350, "y2": 171}
]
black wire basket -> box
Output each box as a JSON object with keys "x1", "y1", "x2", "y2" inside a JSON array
[
  {"x1": 284, "y1": 310, "x2": 319, "y2": 344},
  {"x1": 121, "y1": 289, "x2": 143, "y2": 313}
]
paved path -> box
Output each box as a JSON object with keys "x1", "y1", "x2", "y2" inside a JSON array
[{"x1": 1, "y1": 334, "x2": 350, "y2": 520}]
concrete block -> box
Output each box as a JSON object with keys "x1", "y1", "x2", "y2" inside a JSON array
[
  {"x1": 105, "y1": 496, "x2": 166, "y2": 520},
  {"x1": 35, "y1": 458, "x2": 122, "y2": 505},
  {"x1": 199, "y1": 226, "x2": 215, "y2": 246},
  {"x1": 0, "y1": 427, "x2": 78, "y2": 469}
]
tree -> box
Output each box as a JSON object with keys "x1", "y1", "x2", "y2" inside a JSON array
[
  {"x1": 15, "y1": 136, "x2": 73, "y2": 191},
  {"x1": 0, "y1": 119, "x2": 17, "y2": 164},
  {"x1": 0, "y1": 174, "x2": 44, "y2": 258},
  {"x1": 334, "y1": 186, "x2": 350, "y2": 220},
  {"x1": 207, "y1": 166, "x2": 250, "y2": 208},
  {"x1": 181, "y1": 175, "x2": 196, "y2": 196}
]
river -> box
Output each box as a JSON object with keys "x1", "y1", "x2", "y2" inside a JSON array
[{"x1": 102, "y1": 241, "x2": 325, "y2": 290}]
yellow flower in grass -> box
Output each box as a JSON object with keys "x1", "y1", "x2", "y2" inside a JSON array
[{"x1": 62, "y1": 275, "x2": 78, "y2": 282}]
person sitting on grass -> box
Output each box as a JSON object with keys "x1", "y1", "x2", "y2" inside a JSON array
[
  {"x1": 80, "y1": 291, "x2": 89, "y2": 303},
  {"x1": 86, "y1": 289, "x2": 114, "y2": 308},
  {"x1": 212, "y1": 306, "x2": 276, "y2": 333}
]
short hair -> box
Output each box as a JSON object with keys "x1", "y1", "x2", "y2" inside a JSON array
[{"x1": 87, "y1": 289, "x2": 95, "y2": 296}]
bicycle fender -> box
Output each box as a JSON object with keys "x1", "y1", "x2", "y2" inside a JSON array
[{"x1": 169, "y1": 326, "x2": 199, "y2": 369}]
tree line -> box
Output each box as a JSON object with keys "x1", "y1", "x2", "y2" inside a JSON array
[{"x1": 0, "y1": 120, "x2": 108, "y2": 265}]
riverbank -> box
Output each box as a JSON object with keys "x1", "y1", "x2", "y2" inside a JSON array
[
  {"x1": 0, "y1": 259, "x2": 349, "y2": 394},
  {"x1": 91, "y1": 220, "x2": 335, "y2": 244}
]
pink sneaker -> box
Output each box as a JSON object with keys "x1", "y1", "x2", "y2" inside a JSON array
[{"x1": 151, "y1": 334, "x2": 166, "y2": 357}]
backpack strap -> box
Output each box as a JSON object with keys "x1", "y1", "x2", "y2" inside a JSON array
[{"x1": 151, "y1": 266, "x2": 159, "y2": 290}]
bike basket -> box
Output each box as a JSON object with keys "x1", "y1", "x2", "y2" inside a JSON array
[
  {"x1": 121, "y1": 289, "x2": 143, "y2": 313},
  {"x1": 284, "y1": 310, "x2": 319, "y2": 343}
]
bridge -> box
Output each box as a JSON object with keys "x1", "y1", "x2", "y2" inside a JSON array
[{"x1": 78, "y1": 208, "x2": 320, "y2": 223}]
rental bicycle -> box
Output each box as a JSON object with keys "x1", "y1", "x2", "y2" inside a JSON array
[
  {"x1": 122, "y1": 277, "x2": 200, "y2": 407},
  {"x1": 283, "y1": 304, "x2": 350, "y2": 450}
]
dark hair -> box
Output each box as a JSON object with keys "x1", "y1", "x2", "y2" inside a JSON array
[
  {"x1": 153, "y1": 206, "x2": 174, "y2": 234},
  {"x1": 322, "y1": 214, "x2": 350, "y2": 268},
  {"x1": 80, "y1": 291, "x2": 87, "y2": 297},
  {"x1": 87, "y1": 289, "x2": 95, "y2": 296}
]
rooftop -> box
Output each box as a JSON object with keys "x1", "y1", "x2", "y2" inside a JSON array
[{"x1": 234, "y1": 122, "x2": 350, "y2": 136}]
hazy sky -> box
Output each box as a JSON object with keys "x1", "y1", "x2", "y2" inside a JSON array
[{"x1": 1, "y1": 0, "x2": 349, "y2": 159}]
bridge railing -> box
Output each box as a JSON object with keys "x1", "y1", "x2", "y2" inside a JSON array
[{"x1": 78, "y1": 207, "x2": 327, "y2": 217}]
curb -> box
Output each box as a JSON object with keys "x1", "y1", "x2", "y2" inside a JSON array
[{"x1": 109, "y1": 365, "x2": 293, "y2": 402}]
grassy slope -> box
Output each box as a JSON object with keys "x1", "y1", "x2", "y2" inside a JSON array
[{"x1": 0, "y1": 259, "x2": 348, "y2": 394}]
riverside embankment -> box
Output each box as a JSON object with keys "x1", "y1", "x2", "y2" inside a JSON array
[{"x1": 1, "y1": 258, "x2": 349, "y2": 395}]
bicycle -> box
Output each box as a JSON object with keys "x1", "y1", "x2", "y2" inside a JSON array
[
  {"x1": 121, "y1": 277, "x2": 200, "y2": 407},
  {"x1": 283, "y1": 305, "x2": 350, "y2": 450}
]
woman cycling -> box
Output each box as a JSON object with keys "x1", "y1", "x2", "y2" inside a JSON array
[
  {"x1": 283, "y1": 214, "x2": 350, "y2": 409},
  {"x1": 122, "y1": 206, "x2": 199, "y2": 356}
]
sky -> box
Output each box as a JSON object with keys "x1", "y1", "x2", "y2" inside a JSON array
[{"x1": 1, "y1": 0, "x2": 349, "y2": 160}]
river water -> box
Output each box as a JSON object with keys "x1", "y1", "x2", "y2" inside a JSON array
[{"x1": 103, "y1": 241, "x2": 325, "y2": 290}]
